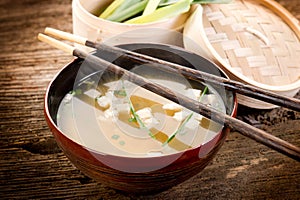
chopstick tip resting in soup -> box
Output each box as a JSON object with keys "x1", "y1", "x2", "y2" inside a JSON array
[{"x1": 57, "y1": 73, "x2": 226, "y2": 157}]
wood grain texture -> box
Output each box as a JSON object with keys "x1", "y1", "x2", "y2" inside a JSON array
[{"x1": 0, "y1": 0, "x2": 299, "y2": 199}]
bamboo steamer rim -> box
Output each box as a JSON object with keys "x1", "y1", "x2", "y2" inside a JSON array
[{"x1": 184, "y1": 0, "x2": 300, "y2": 92}]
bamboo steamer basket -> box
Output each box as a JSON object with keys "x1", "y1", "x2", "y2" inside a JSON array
[{"x1": 184, "y1": 0, "x2": 300, "y2": 109}]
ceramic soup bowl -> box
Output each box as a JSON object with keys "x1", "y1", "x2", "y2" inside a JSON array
[{"x1": 44, "y1": 43, "x2": 237, "y2": 194}]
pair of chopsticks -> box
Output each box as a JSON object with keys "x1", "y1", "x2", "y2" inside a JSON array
[
  {"x1": 38, "y1": 28, "x2": 300, "y2": 161},
  {"x1": 44, "y1": 28, "x2": 300, "y2": 112}
]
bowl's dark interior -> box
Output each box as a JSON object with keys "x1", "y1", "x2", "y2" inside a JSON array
[{"x1": 47, "y1": 43, "x2": 235, "y2": 125}]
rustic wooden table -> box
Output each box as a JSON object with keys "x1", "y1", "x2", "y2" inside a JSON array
[{"x1": 0, "y1": 0, "x2": 299, "y2": 199}]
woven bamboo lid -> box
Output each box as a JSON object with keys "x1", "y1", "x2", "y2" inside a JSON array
[{"x1": 184, "y1": 0, "x2": 300, "y2": 109}]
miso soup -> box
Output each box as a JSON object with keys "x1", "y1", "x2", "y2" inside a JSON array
[{"x1": 57, "y1": 70, "x2": 226, "y2": 157}]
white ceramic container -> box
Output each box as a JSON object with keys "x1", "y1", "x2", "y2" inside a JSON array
[{"x1": 72, "y1": 0, "x2": 191, "y2": 48}]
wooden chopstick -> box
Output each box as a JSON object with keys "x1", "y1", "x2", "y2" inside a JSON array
[
  {"x1": 44, "y1": 27, "x2": 300, "y2": 112},
  {"x1": 38, "y1": 33, "x2": 300, "y2": 161}
]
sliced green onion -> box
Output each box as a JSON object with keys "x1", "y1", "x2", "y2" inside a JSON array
[
  {"x1": 71, "y1": 89, "x2": 82, "y2": 95},
  {"x1": 128, "y1": 97, "x2": 156, "y2": 138},
  {"x1": 198, "y1": 85, "x2": 208, "y2": 101},
  {"x1": 120, "y1": 81, "x2": 155, "y2": 138},
  {"x1": 165, "y1": 86, "x2": 208, "y2": 144},
  {"x1": 125, "y1": 0, "x2": 192, "y2": 24},
  {"x1": 99, "y1": 0, "x2": 125, "y2": 19},
  {"x1": 113, "y1": 89, "x2": 127, "y2": 98},
  {"x1": 163, "y1": 112, "x2": 193, "y2": 145}
]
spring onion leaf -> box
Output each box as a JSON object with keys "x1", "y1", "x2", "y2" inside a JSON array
[
  {"x1": 99, "y1": 0, "x2": 125, "y2": 19},
  {"x1": 143, "y1": 0, "x2": 161, "y2": 16},
  {"x1": 106, "y1": 0, "x2": 148, "y2": 22},
  {"x1": 158, "y1": 0, "x2": 180, "y2": 6},
  {"x1": 112, "y1": 0, "x2": 142, "y2": 15},
  {"x1": 99, "y1": 0, "x2": 232, "y2": 24},
  {"x1": 125, "y1": 0, "x2": 192, "y2": 24},
  {"x1": 160, "y1": 0, "x2": 231, "y2": 5},
  {"x1": 192, "y1": 0, "x2": 232, "y2": 3}
]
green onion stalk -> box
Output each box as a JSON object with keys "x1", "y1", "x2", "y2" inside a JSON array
[
  {"x1": 99, "y1": 0, "x2": 232, "y2": 23},
  {"x1": 117, "y1": 81, "x2": 156, "y2": 139},
  {"x1": 164, "y1": 86, "x2": 208, "y2": 144}
]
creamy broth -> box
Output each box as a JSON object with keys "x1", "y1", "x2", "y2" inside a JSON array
[{"x1": 57, "y1": 75, "x2": 226, "y2": 157}]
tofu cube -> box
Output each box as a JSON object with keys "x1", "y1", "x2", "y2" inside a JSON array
[{"x1": 163, "y1": 103, "x2": 182, "y2": 116}]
